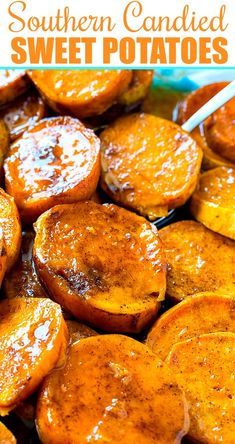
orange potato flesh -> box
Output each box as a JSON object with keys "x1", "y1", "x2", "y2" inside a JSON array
[
  {"x1": 100, "y1": 113, "x2": 202, "y2": 220},
  {"x1": 204, "y1": 98, "x2": 235, "y2": 162},
  {"x1": 177, "y1": 82, "x2": 235, "y2": 168},
  {"x1": 0, "y1": 422, "x2": 16, "y2": 443},
  {"x1": 66, "y1": 320, "x2": 97, "y2": 344},
  {"x1": 4, "y1": 116, "x2": 100, "y2": 223},
  {"x1": 0, "y1": 298, "x2": 68, "y2": 415},
  {"x1": 147, "y1": 292, "x2": 235, "y2": 360},
  {"x1": 0, "y1": 188, "x2": 21, "y2": 271},
  {"x1": 33, "y1": 201, "x2": 166, "y2": 333},
  {"x1": 191, "y1": 167, "x2": 235, "y2": 239},
  {"x1": 118, "y1": 70, "x2": 153, "y2": 106},
  {"x1": 0, "y1": 93, "x2": 47, "y2": 141},
  {"x1": 167, "y1": 332, "x2": 235, "y2": 444},
  {"x1": 28, "y1": 70, "x2": 133, "y2": 118},
  {"x1": 36, "y1": 335, "x2": 189, "y2": 444},
  {"x1": 0, "y1": 70, "x2": 29, "y2": 106},
  {"x1": 159, "y1": 221, "x2": 235, "y2": 302},
  {"x1": 3, "y1": 230, "x2": 47, "y2": 299}
]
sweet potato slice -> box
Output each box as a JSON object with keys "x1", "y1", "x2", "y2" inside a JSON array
[
  {"x1": 0, "y1": 188, "x2": 21, "y2": 271},
  {"x1": 33, "y1": 201, "x2": 166, "y2": 333},
  {"x1": 28, "y1": 70, "x2": 133, "y2": 118},
  {"x1": 4, "y1": 116, "x2": 100, "y2": 222},
  {"x1": 118, "y1": 70, "x2": 153, "y2": 106},
  {"x1": 3, "y1": 230, "x2": 47, "y2": 299},
  {"x1": 167, "y1": 332, "x2": 235, "y2": 444},
  {"x1": 66, "y1": 320, "x2": 97, "y2": 344},
  {"x1": 159, "y1": 221, "x2": 235, "y2": 302},
  {"x1": 177, "y1": 82, "x2": 235, "y2": 168},
  {"x1": 0, "y1": 92, "x2": 47, "y2": 141},
  {"x1": 0, "y1": 422, "x2": 16, "y2": 443},
  {"x1": 0, "y1": 70, "x2": 29, "y2": 106},
  {"x1": 204, "y1": 98, "x2": 235, "y2": 162},
  {"x1": 36, "y1": 334, "x2": 189, "y2": 444},
  {"x1": 100, "y1": 113, "x2": 202, "y2": 220},
  {"x1": 0, "y1": 298, "x2": 68, "y2": 415},
  {"x1": 191, "y1": 167, "x2": 235, "y2": 239},
  {"x1": 0, "y1": 229, "x2": 7, "y2": 287},
  {"x1": 147, "y1": 292, "x2": 235, "y2": 360}
]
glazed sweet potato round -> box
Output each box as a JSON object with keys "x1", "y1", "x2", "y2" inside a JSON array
[
  {"x1": 100, "y1": 113, "x2": 202, "y2": 220},
  {"x1": 0, "y1": 422, "x2": 16, "y2": 443},
  {"x1": 0, "y1": 93, "x2": 47, "y2": 141},
  {"x1": 177, "y1": 82, "x2": 235, "y2": 169},
  {"x1": 4, "y1": 230, "x2": 47, "y2": 299},
  {"x1": 191, "y1": 167, "x2": 235, "y2": 239},
  {"x1": 167, "y1": 332, "x2": 235, "y2": 444},
  {"x1": 0, "y1": 188, "x2": 21, "y2": 271},
  {"x1": 159, "y1": 221, "x2": 235, "y2": 302},
  {"x1": 0, "y1": 231, "x2": 7, "y2": 287},
  {"x1": 204, "y1": 97, "x2": 235, "y2": 162},
  {"x1": 0, "y1": 298, "x2": 68, "y2": 415},
  {"x1": 147, "y1": 293, "x2": 235, "y2": 360},
  {"x1": 4, "y1": 116, "x2": 100, "y2": 222},
  {"x1": 118, "y1": 70, "x2": 153, "y2": 106},
  {"x1": 0, "y1": 119, "x2": 10, "y2": 180},
  {"x1": 36, "y1": 335, "x2": 189, "y2": 444},
  {"x1": 0, "y1": 70, "x2": 29, "y2": 106},
  {"x1": 33, "y1": 201, "x2": 166, "y2": 333},
  {"x1": 28, "y1": 70, "x2": 133, "y2": 118}
]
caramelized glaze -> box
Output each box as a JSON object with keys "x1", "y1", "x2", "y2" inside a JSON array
[{"x1": 36, "y1": 335, "x2": 189, "y2": 444}]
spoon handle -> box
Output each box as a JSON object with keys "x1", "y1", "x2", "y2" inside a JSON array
[{"x1": 182, "y1": 80, "x2": 235, "y2": 133}]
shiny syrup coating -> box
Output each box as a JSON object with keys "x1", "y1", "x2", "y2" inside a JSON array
[
  {"x1": 4, "y1": 230, "x2": 48, "y2": 299},
  {"x1": 159, "y1": 220, "x2": 235, "y2": 302},
  {"x1": 36, "y1": 335, "x2": 189, "y2": 444},
  {"x1": 147, "y1": 293, "x2": 235, "y2": 360},
  {"x1": 0, "y1": 92, "x2": 47, "y2": 141},
  {"x1": 0, "y1": 187, "x2": 21, "y2": 271},
  {"x1": 33, "y1": 201, "x2": 166, "y2": 333},
  {"x1": 167, "y1": 332, "x2": 235, "y2": 444},
  {"x1": 28, "y1": 70, "x2": 133, "y2": 118},
  {"x1": 4, "y1": 116, "x2": 100, "y2": 222},
  {"x1": 0, "y1": 298, "x2": 68, "y2": 415},
  {"x1": 100, "y1": 113, "x2": 202, "y2": 220},
  {"x1": 190, "y1": 167, "x2": 235, "y2": 239},
  {"x1": 0, "y1": 70, "x2": 29, "y2": 106},
  {"x1": 193, "y1": 167, "x2": 235, "y2": 208}
]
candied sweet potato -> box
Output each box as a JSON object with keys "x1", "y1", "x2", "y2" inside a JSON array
[
  {"x1": 66, "y1": 320, "x2": 97, "y2": 344},
  {"x1": 33, "y1": 201, "x2": 166, "y2": 333},
  {"x1": 0, "y1": 70, "x2": 29, "y2": 106},
  {"x1": 100, "y1": 113, "x2": 202, "y2": 220},
  {"x1": 177, "y1": 82, "x2": 235, "y2": 169},
  {"x1": 0, "y1": 93, "x2": 47, "y2": 141},
  {"x1": 147, "y1": 292, "x2": 235, "y2": 360},
  {"x1": 36, "y1": 334, "x2": 189, "y2": 444},
  {"x1": 167, "y1": 332, "x2": 235, "y2": 444},
  {"x1": 0, "y1": 188, "x2": 21, "y2": 271},
  {"x1": 0, "y1": 298, "x2": 68, "y2": 415},
  {"x1": 3, "y1": 230, "x2": 47, "y2": 299},
  {"x1": 0, "y1": 422, "x2": 16, "y2": 443},
  {"x1": 28, "y1": 70, "x2": 133, "y2": 118},
  {"x1": 118, "y1": 70, "x2": 153, "y2": 106},
  {"x1": 204, "y1": 97, "x2": 235, "y2": 162},
  {"x1": 4, "y1": 116, "x2": 100, "y2": 222},
  {"x1": 159, "y1": 221, "x2": 235, "y2": 302},
  {"x1": 0, "y1": 230, "x2": 7, "y2": 287},
  {"x1": 191, "y1": 167, "x2": 235, "y2": 239}
]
